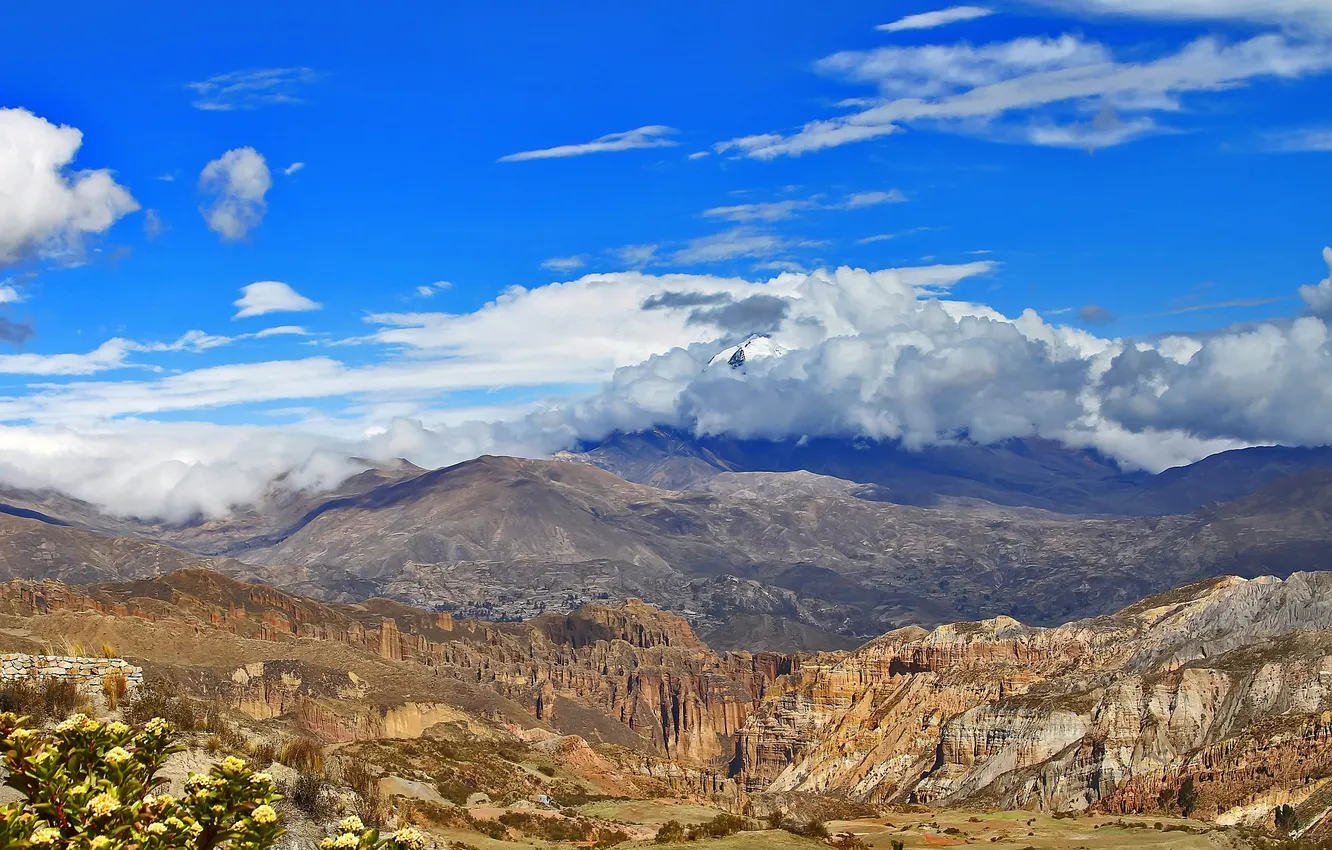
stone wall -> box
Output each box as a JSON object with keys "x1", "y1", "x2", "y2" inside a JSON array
[{"x1": 0, "y1": 653, "x2": 144, "y2": 694}]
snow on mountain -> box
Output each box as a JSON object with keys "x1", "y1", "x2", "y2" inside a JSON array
[{"x1": 706, "y1": 333, "x2": 789, "y2": 370}]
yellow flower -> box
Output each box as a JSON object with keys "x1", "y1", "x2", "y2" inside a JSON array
[
  {"x1": 9, "y1": 727, "x2": 38, "y2": 743},
  {"x1": 155, "y1": 793, "x2": 176, "y2": 807},
  {"x1": 166, "y1": 817, "x2": 186, "y2": 830},
  {"x1": 145, "y1": 717, "x2": 171, "y2": 736},
  {"x1": 89, "y1": 792, "x2": 120, "y2": 817},
  {"x1": 56, "y1": 713, "x2": 88, "y2": 732},
  {"x1": 104, "y1": 746, "x2": 132, "y2": 765},
  {"x1": 252, "y1": 804, "x2": 278, "y2": 825},
  {"x1": 334, "y1": 833, "x2": 359, "y2": 848},
  {"x1": 106, "y1": 721, "x2": 130, "y2": 736},
  {"x1": 221, "y1": 755, "x2": 248, "y2": 772},
  {"x1": 338, "y1": 816, "x2": 365, "y2": 833},
  {"x1": 392, "y1": 826, "x2": 427, "y2": 849},
  {"x1": 29, "y1": 828, "x2": 62, "y2": 845},
  {"x1": 250, "y1": 771, "x2": 273, "y2": 785},
  {"x1": 189, "y1": 822, "x2": 204, "y2": 836},
  {"x1": 146, "y1": 823, "x2": 168, "y2": 835},
  {"x1": 78, "y1": 715, "x2": 101, "y2": 733},
  {"x1": 90, "y1": 837, "x2": 112, "y2": 850}
]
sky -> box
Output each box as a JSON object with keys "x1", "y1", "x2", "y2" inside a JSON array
[{"x1": 0, "y1": 0, "x2": 1330, "y2": 519}]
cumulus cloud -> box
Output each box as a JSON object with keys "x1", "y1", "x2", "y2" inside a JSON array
[
  {"x1": 1298, "y1": 247, "x2": 1332, "y2": 316},
  {"x1": 878, "y1": 5, "x2": 994, "y2": 32},
  {"x1": 716, "y1": 33, "x2": 1332, "y2": 157},
  {"x1": 200, "y1": 147, "x2": 272, "y2": 240},
  {"x1": 0, "y1": 108, "x2": 139, "y2": 265},
  {"x1": 499, "y1": 126, "x2": 678, "y2": 162},
  {"x1": 187, "y1": 67, "x2": 319, "y2": 111},
  {"x1": 1, "y1": 250, "x2": 1330, "y2": 519},
  {"x1": 233, "y1": 281, "x2": 322, "y2": 319}
]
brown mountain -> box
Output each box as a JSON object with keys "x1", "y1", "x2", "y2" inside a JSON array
[{"x1": 234, "y1": 456, "x2": 1332, "y2": 649}]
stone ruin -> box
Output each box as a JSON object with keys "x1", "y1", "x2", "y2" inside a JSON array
[{"x1": 0, "y1": 653, "x2": 144, "y2": 694}]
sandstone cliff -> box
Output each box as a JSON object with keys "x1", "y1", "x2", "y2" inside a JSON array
[{"x1": 735, "y1": 572, "x2": 1332, "y2": 828}]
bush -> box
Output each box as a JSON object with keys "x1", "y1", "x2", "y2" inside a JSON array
[
  {"x1": 687, "y1": 813, "x2": 750, "y2": 840},
  {"x1": 123, "y1": 680, "x2": 198, "y2": 731},
  {"x1": 656, "y1": 819, "x2": 687, "y2": 843},
  {"x1": 0, "y1": 677, "x2": 83, "y2": 722},
  {"x1": 340, "y1": 757, "x2": 389, "y2": 828},
  {"x1": 282, "y1": 771, "x2": 331, "y2": 820},
  {"x1": 0, "y1": 711, "x2": 283, "y2": 849},
  {"x1": 0, "y1": 711, "x2": 430, "y2": 850},
  {"x1": 278, "y1": 737, "x2": 324, "y2": 773}
]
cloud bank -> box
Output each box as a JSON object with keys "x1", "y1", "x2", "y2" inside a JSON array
[{"x1": 0, "y1": 249, "x2": 1328, "y2": 521}]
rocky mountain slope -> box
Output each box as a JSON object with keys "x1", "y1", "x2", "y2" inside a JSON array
[
  {"x1": 5, "y1": 567, "x2": 1332, "y2": 833},
  {"x1": 736, "y1": 571, "x2": 1332, "y2": 830},
  {"x1": 240, "y1": 456, "x2": 1332, "y2": 648}
]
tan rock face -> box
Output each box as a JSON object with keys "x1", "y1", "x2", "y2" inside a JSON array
[
  {"x1": 735, "y1": 572, "x2": 1332, "y2": 819},
  {"x1": 8, "y1": 567, "x2": 1332, "y2": 825},
  {"x1": 0, "y1": 570, "x2": 787, "y2": 766}
]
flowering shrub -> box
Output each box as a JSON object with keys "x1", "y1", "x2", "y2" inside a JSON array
[
  {"x1": 319, "y1": 816, "x2": 427, "y2": 850},
  {"x1": 0, "y1": 712, "x2": 429, "y2": 849}
]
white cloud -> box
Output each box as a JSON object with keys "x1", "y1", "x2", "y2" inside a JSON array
[
  {"x1": 0, "y1": 339, "x2": 135, "y2": 375},
  {"x1": 541, "y1": 255, "x2": 588, "y2": 272},
  {"x1": 233, "y1": 281, "x2": 322, "y2": 319},
  {"x1": 673, "y1": 228, "x2": 794, "y2": 264},
  {"x1": 414, "y1": 281, "x2": 452, "y2": 298},
  {"x1": 283, "y1": 161, "x2": 305, "y2": 176},
  {"x1": 703, "y1": 199, "x2": 816, "y2": 223},
  {"x1": 857, "y1": 233, "x2": 898, "y2": 244},
  {"x1": 254, "y1": 325, "x2": 310, "y2": 338},
  {"x1": 0, "y1": 284, "x2": 23, "y2": 304},
  {"x1": 1298, "y1": 247, "x2": 1332, "y2": 315},
  {"x1": 1035, "y1": 0, "x2": 1332, "y2": 29},
  {"x1": 611, "y1": 244, "x2": 660, "y2": 268},
  {"x1": 878, "y1": 5, "x2": 994, "y2": 32},
  {"x1": 499, "y1": 126, "x2": 678, "y2": 162},
  {"x1": 200, "y1": 147, "x2": 272, "y2": 240},
  {"x1": 187, "y1": 67, "x2": 318, "y2": 111},
  {"x1": 844, "y1": 189, "x2": 908, "y2": 207},
  {"x1": 717, "y1": 33, "x2": 1332, "y2": 157},
  {"x1": 0, "y1": 108, "x2": 139, "y2": 265},
  {"x1": 5, "y1": 250, "x2": 1332, "y2": 520},
  {"x1": 1269, "y1": 127, "x2": 1332, "y2": 151}
]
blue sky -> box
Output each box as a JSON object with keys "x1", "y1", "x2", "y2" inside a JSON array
[{"x1": 0, "y1": 0, "x2": 1330, "y2": 516}]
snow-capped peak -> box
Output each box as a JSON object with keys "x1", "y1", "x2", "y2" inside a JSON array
[{"x1": 707, "y1": 333, "x2": 788, "y2": 370}]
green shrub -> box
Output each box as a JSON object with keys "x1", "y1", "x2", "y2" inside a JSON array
[
  {"x1": 655, "y1": 819, "x2": 686, "y2": 843},
  {"x1": 0, "y1": 710, "x2": 283, "y2": 849},
  {"x1": 687, "y1": 813, "x2": 750, "y2": 840},
  {"x1": 0, "y1": 710, "x2": 429, "y2": 850}
]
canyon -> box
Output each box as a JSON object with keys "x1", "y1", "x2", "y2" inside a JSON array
[{"x1": 4, "y1": 565, "x2": 1332, "y2": 836}]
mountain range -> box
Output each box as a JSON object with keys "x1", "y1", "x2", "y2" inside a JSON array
[{"x1": 1, "y1": 432, "x2": 1332, "y2": 651}]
